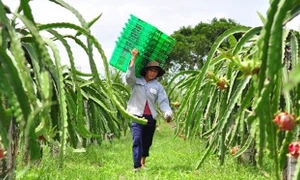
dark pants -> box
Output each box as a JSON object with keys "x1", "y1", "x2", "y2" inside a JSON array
[{"x1": 131, "y1": 114, "x2": 156, "y2": 168}]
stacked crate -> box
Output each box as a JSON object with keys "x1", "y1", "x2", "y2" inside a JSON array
[{"x1": 109, "y1": 14, "x2": 176, "y2": 77}]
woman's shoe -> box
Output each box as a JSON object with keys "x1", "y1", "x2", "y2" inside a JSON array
[{"x1": 141, "y1": 165, "x2": 147, "y2": 170}]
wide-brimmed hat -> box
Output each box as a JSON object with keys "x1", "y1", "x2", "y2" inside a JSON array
[{"x1": 140, "y1": 61, "x2": 165, "y2": 77}]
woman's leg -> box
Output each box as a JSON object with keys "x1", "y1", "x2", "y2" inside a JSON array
[
  {"x1": 131, "y1": 121, "x2": 144, "y2": 168},
  {"x1": 141, "y1": 115, "x2": 156, "y2": 167},
  {"x1": 141, "y1": 156, "x2": 146, "y2": 168}
]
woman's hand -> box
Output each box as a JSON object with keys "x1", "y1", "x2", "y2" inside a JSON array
[
  {"x1": 164, "y1": 111, "x2": 172, "y2": 123},
  {"x1": 131, "y1": 48, "x2": 139, "y2": 58},
  {"x1": 129, "y1": 48, "x2": 139, "y2": 67}
]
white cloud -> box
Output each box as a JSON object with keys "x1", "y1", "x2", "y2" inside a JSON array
[{"x1": 286, "y1": 16, "x2": 300, "y2": 31}]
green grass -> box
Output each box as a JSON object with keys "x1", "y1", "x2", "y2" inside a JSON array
[{"x1": 17, "y1": 122, "x2": 274, "y2": 180}]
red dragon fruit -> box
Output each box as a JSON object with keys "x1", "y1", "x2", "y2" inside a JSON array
[
  {"x1": 0, "y1": 148, "x2": 4, "y2": 159},
  {"x1": 273, "y1": 112, "x2": 296, "y2": 131},
  {"x1": 288, "y1": 142, "x2": 300, "y2": 159},
  {"x1": 230, "y1": 146, "x2": 239, "y2": 155}
]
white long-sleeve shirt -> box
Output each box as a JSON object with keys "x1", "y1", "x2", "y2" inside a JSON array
[{"x1": 126, "y1": 64, "x2": 172, "y2": 119}]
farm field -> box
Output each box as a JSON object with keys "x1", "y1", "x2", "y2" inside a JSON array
[{"x1": 17, "y1": 122, "x2": 274, "y2": 180}]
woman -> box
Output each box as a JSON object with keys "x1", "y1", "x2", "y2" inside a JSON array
[{"x1": 126, "y1": 48, "x2": 173, "y2": 171}]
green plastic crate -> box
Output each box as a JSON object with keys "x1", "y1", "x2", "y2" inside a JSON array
[
  {"x1": 134, "y1": 56, "x2": 148, "y2": 77},
  {"x1": 109, "y1": 46, "x2": 131, "y2": 72},
  {"x1": 109, "y1": 14, "x2": 176, "y2": 74}
]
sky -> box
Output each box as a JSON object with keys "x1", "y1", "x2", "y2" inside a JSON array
[{"x1": 3, "y1": 0, "x2": 300, "y2": 74}]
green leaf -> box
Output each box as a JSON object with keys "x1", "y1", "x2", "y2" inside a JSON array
[
  {"x1": 0, "y1": 48, "x2": 31, "y2": 120},
  {"x1": 75, "y1": 13, "x2": 103, "y2": 37},
  {"x1": 20, "y1": 0, "x2": 35, "y2": 23},
  {"x1": 283, "y1": 3, "x2": 300, "y2": 25},
  {"x1": 0, "y1": 97, "x2": 10, "y2": 148},
  {"x1": 256, "y1": 11, "x2": 266, "y2": 25}
]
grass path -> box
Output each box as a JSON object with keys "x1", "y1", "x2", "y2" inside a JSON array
[{"x1": 19, "y1": 121, "x2": 273, "y2": 179}]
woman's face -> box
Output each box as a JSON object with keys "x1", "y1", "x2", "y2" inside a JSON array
[{"x1": 145, "y1": 67, "x2": 159, "y2": 81}]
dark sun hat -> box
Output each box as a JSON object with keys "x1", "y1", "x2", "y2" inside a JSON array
[{"x1": 140, "y1": 61, "x2": 165, "y2": 77}]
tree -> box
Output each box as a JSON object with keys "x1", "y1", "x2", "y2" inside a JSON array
[{"x1": 165, "y1": 18, "x2": 244, "y2": 73}]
